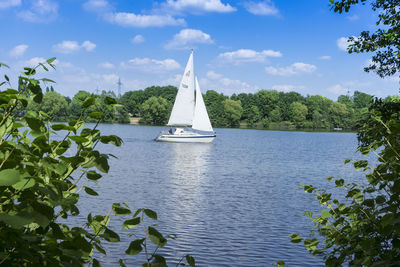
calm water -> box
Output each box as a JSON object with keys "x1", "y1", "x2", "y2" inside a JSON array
[{"x1": 74, "y1": 125, "x2": 365, "y2": 266}]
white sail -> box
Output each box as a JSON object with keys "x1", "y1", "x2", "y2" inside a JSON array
[
  {"x1": 192, "y1": 77, "x2": 213, "y2": 132},
  {"x1": 167, "y1": 51, "x2": 195, "y2": 126}
]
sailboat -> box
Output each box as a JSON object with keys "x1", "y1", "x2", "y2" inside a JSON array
[{"x1": 156, "y1": 51, "x2": 216, "y2": 143}]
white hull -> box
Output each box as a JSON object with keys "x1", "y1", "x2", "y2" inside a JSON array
[{"x1": 156, "y1": 133, "x2": 216, "y2": 143}]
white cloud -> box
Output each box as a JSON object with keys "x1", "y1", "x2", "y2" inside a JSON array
[
  {"x1": 82, "y1": 40, "x2": 96, "y2": 52},
  {"x1": 337, "y1": 36, "x2": 358, "y2": 51},
  {"x1": 53, "y1": 40, "x2": 96, "y2": 54},
  {"x1": 105, "y1": 12, "x2": 185, "y2": 28},
  {"x1": 272, "y1": 84, "x2": 305, "y2": 92},
  {"x1": 327, "y1": 84, "x2": 348, "y2": 95},
  {"x1": 319, "y1": 55, "x2": 331, "y2": 60},
  {"x1": 121, "y1": 57, "x2": 181, "y2": 72},
  {"x1": 165, "y1": 29, "x2": 214, "y2": 50},
  {"x1": 99, "y1": 62, "x2": 115, "y2": 69},
  {"x1": 160, "y1": 0, "x2": 236, "y2": 14},
  {"x1": 243, "y1": 1, "x2": 279, "y2": 16},
  {"x1": 102, "y1": 73, "x2": 119, "y2": 84},
  {"x1": 158, "y1": 74, "x2": 183, "y2": 87},
  {"x1": 203, "y1": 70, "x2": 258, "y2": 95},
  {"x1": 83, "y1": 0, "x2": 112, "y2": 13},
  {"x1": 347, "y1": 14, "x2": 359, "y2": 21},
  {"x1": 131, "y1": 34, "x2": 145, "y2": 44},
  {"x1": 83, "y1": 0, "x2": 185, "y2": 28},
  {"x1": 0, "y1": 0, "x2": 21, "y2": 9},
  {"x1": 217, "y1": 49, "x2": 282, "y2": 64},
  {"x1": 9, "y1": 44, "x2": 28, "y2": 58},
  {"x1": 17, "y1": 0, "x2": 58, "y2": 23},
  {"x1": 23, "y1": 57, "x2": 47, "y2": 67},
  {"x1": 265, "y1": 62, "x2": 317, "y2": 76}
]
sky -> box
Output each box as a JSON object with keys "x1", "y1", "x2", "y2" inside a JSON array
[{"x1": 0, "y1": 0, "x2": 399, "y2": 99}]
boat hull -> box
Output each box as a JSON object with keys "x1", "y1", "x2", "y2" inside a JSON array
[{"x1": 156, "y1": 134, "x2": 216, "y2": 143}]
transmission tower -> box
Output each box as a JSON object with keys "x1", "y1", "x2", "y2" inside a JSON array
[{"x1": 117, "y1": 78, "x2": 122, "y2": 97}]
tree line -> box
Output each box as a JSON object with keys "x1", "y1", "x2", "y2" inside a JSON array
[
  {"x1": 26, "y1": 84, "x2": 394, "y2": 131},
  {"x1": 120, "y1": 86, "x2": 381, "y2": 130}
]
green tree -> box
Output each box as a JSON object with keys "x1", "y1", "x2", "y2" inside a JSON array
[
  {"x1": 290, "y1": 102, "x2": 308, "y2": 127},
  {"x1": 40, "y1": 91, "x2": 68, "y2": 121},
  {"x1": 120, "y1": 90, "x2": 145, "y2": 116},
  {"x1": 269, "y1": 107, "x2": 282, "y2": 122},
  {"x1": 140, "y1": 96, "x2": 170, "y2": 125},
  {"x1": 254, "y1": 90, "x2": 279, "y2": 118},
  {"x1": 329, "y1": 101, "x2": 349, "y2": 128},
  {"x1": 353, "y1": 90, "x2": 373, "y2": 109},
  {"x1": 337, "y1": 94, "x2": 353, "y2": 108},
  {"x1": 246, "y1": 105, "x2": 260, "y2": 127},
  {"x1": 223, "y1": 99, "x2": 243, "y2": 127},
  {"x1": 278, "y1": 91, "x2": 304, "y2": 121},
  {"x1": 203, "y1": 90, "x2": 227, "y2": 127}
]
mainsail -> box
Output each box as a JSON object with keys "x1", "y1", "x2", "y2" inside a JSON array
[
  {"x1": 192, "y1": 77, "x2": 213, "y2": 132},
  {"x1": 167, "y1": 51, "x2": 195, "y2": 126}
]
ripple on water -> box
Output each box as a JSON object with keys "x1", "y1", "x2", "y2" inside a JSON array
[{"x1": 72, "y1": 126, "x2": 361, "y2": 266}]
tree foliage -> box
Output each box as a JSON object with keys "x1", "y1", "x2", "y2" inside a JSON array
[
  {"x1": 140, "y1": 96, "x2": 171, "y2": 125},
  {"x1": 290, "y1": 1, "x2": 400, "y2": 265},
  {"x1": 331, "y1": 0, "x2": 400, "y2": 78},
  {"x1": 0, "y1": 60, "x2": 195, "y2": 266}
]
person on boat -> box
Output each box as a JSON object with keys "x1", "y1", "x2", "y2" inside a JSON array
[{"x1": 168, "y1": 127, "x2": 173, "y2": 134}]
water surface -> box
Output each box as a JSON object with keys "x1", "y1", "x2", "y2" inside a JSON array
[{"x1": 77, "y1": 125, "x2": 364, "y2": 266}]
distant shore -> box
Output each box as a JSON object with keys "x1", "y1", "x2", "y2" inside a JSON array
[{"x1": 128, "y1": 117, "x2": 352, "y2": 132}]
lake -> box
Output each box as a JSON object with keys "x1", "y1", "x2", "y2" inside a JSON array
[{"x1": 75, "y1": 124, "x2": 365, "y2": 266}]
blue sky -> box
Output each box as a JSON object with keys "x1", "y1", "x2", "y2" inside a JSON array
[{"x1": 1, "y1": 0, "x2": 398, "y2": 99}]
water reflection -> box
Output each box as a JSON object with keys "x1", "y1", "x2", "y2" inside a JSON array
[{"x1": 167, "y1": 143, "x2": 212, "y2": 225}]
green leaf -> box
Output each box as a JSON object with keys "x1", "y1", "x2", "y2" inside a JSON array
[
  {"x1": 148, "y1": 226, "x2": 166, "y2": 247},
  {"x1": 104, "y1": 96, "x2": 117, "y2": 105},
  {"x1": 186, "y1": 255, "x2": 195, "y2": 267},
  {"x1": 12, "y1": 178, "x2": 35, "y2": 190},
  {"x1": 84, "y1": 186, "x2": 99, "y2": 196},
  {"x1": 86, "y1": 171, "x2": 102, "y2": 181},
  {"x1": 122, "y1": 217, "x2": 140, "y2": 229},
  {"x1": 102, "y1": 227, "x2": 120, "y2": 242},
  {"x1": 39, "y1": 63, "x2": 48, "y2": 71},
  {"x1": 133, "y1": 208, "x2": 142, "y2": 217},
  {"x1": 0, "y1": 169, "x2": 22, "y2": 186},
  {"x1": 144, "y1": 209, "x2": 157, "y2": 220},
  {"x1": 82, "y1": 96, "x2": 96, "y2": 108},
  {"x1": 69, "y1": 136, "x2": 89, "y2": 144},
  {"x1": 321, "y1": 210, "x2": 331, "y2": 219},
  {"x1": 51, "y1": 124, "x2": 68, "y2": 131},
  {"x1": 277, "y1": 261, "x2": 285, "y2": 267},
  {"x1": 119, "y1": 259, "x2": 127, "y2": 267},
  {"x1": 112, "y1": 203, "x2": 131, "y2": 215},
  {"x1": 46, "y1": 57, "x2": 56, "y2": 64},
  {"x1": 94, "y1": 243, "x2": 106, "y2": 255},
  {"x1": 89, "y1": 112, "x2": 105, "y2": 119},
  {"x1": 0, "y1": 62, "x2": 10, "y2": 68},
  {"x1": 125, "y1": 239, "x2": 144, "y2": 255},
  {"x1": 304, "y1": 238, "x2": 319, "y2": 252},
  {"x1": 94, "y1": 155, "x2": 109, "y2": 173},
  {"x1": 289, "y1": 233, "x2": 303, "y2": 243},
  {"x1": 25, "y1": 117, "x2": 44, "y2": 132},
  {"x1": 41, "y1": 78, "x2": 55, "y2": 83},
  {"x1": 0, "y1": 212, "x2": 34, "y2": 228},
  {"x1": 99, "y1": 135, "x2": 123, "y2": 146},
  {"x1": 93, "y1": 258, "x2": 101, "y2": 267}
]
